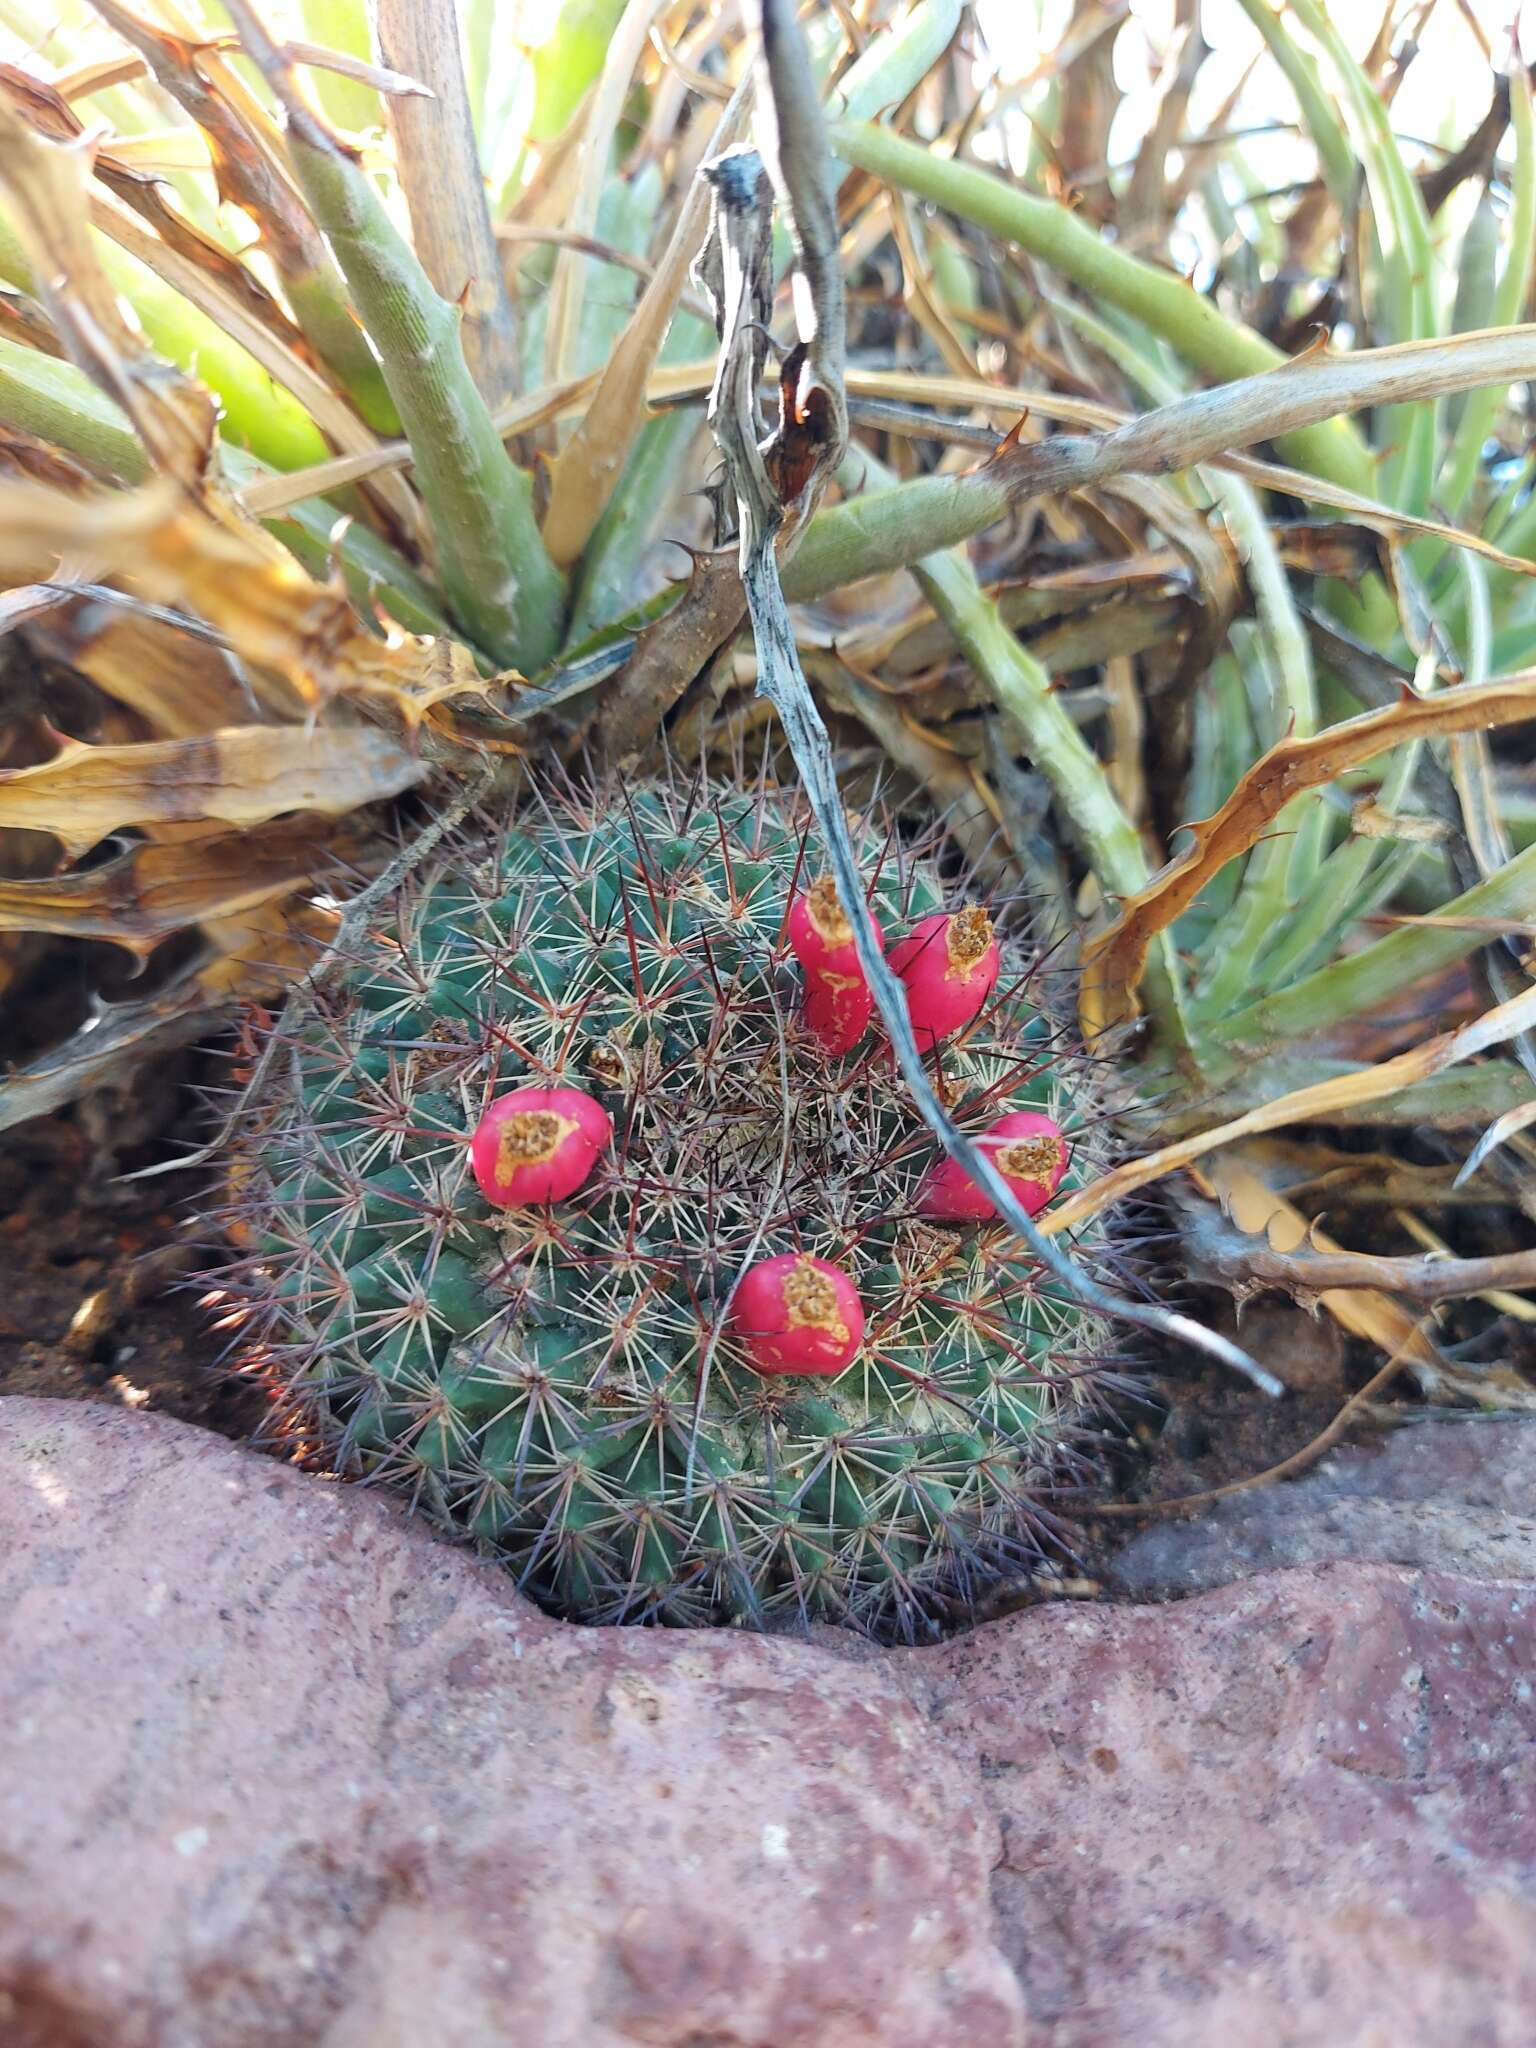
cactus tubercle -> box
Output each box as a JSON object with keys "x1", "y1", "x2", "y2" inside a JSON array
[{"x1": 470, "y1": 1085, "x2": 612, "y2": 1208}]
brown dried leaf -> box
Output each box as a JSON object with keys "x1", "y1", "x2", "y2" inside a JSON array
[
  {"x1": 0, "y1": 820, "x2": 367, "y2": 954},
  {"x1": 0, "y1": 727, "x2": 424, "y2": 860},
  {"x1": 29, "y1": 605, "x2": 285, "y2": 736},
  {"x1": 1081, "y1": 669, "x2": 1536, "y2": 1035},
  {"x1": 1188, "y1": 1151, "x2": 1444, "y2": 1369},
  {"x1": 0, "y1": 476, "x2": 480, "y2": 721},
  {"x1": 0, "y1": 94, "x2": 214, "y2": 479},
  {"x1": 542, "y1": 76, "x2": 751, "y2": 568},
  {"x1": 0, "y1": 899, "x2": 335, "y2": 1135},
  {"x1": 1047, "y1": 978, "x2": 1536, "y2": 1234},
  {"x1": 544, "y1": 0, "x2": 666, "y2": 394},
  {"x1": 0, "y1": 61, "x2": 307, "y2": 361}
]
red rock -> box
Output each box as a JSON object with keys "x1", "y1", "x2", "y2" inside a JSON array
[
  {"x1": 0, "y1": 1400, "x2": 1019, "y2": 2048},
  {"x1": 1, "y1": 1398, "x2": 1533, "y2": 2047},
  {"x1": 1111, "y1": 1418, "x2": 1536, "y2": 1596}
]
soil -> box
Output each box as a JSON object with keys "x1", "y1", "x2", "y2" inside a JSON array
[{"x1": 0, "y1": 1057, "x2": 266, "y2": 1444}]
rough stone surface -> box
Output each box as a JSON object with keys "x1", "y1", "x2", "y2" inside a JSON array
[
  {"x1": 2, "y1": 1399, "x2": 1534, "y2": 2048},
  {"x1": 1110, "y1": 1418, "x2": 1536, "y2": 1596},
  {"x1": 0, "y1": 1401, "x2": 1018, "y2": 2048}
]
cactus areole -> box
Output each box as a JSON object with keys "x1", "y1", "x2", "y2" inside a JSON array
[{"x1": 226, "y1": 781, "x2": 1106, "y2": 1639}]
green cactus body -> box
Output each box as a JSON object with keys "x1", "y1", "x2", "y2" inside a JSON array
[{"x1": 230, "y1": 781, "x2": 1107, "y2": 1638}]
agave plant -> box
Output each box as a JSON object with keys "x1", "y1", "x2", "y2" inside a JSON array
[{"x1": 0, "y1": 2, "x2": 1532, "y2": 1448}]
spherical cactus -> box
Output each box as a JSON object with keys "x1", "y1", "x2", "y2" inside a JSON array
[
  {"x1": 223, "y1": 779, "x2": 1108, "y2": 1640},
  {"x1": 888, "y1": 908, "x2": 1000, "y2": 1050},
  {"x1": 918, "y1": 1111, "x2": 1071, "y2": 1223}
]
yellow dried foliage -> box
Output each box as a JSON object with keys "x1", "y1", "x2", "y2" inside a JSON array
[
  {"x1": 1081, "y1": 670, "x2": 1536, "y2": 1036},
  {"x1": 0, "y1": 726, "x2": 424, "y2": 860},
  {"x1": 1191, "y1": 1150, "x2": 1444, "y2": 1372},
  {"x1": 1047, "y1": 979, "x2": 1536, "y2": 1233},
  {"x1": 0, "y1": 820, "x2": 367, "y2": 955}
]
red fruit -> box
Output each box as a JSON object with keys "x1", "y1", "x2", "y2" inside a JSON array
[
  {"x1": 790, "y1": 877, "x2": 884, "y2": 1053},
  {"x1": 887, "y1": 908, "x2": 1000, "y2": 1049},
  {"x1": 730, "y1": 1252, "x2": 865, "y2": 1377},
  {"x1": 802, "y1": 973, "x2": 875, "y2": 1054},
  {"x1": 918, "y1": 1111, "x2": 1070, "y2": 1224},
  {"x1": 470, "y1": 1085, "x2": 612, "y2": 1208},
  {"x1": 787, "y1": 874, "x2": 883, "y2": 979}
]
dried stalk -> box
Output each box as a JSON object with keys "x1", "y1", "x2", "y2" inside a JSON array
[
  {"x1": 373, "y1": 0, "x2": 520, "y2": 405},
  {"x1": 701, "y1": 14, "x2": 1279, "y2": 1397}
]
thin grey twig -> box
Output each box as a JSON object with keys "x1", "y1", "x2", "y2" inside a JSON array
[{"x1": 698, "y1": 130, "x2": 1279, "y2": 1397}]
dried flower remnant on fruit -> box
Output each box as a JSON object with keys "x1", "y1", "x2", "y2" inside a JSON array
[
  {"x1": 804, "y1": 874, "x2": 852, "y2": 947},
  {"x1": 947, "y1": 907, "x2": 994, "y2": 976},
  {"x1": 997, "y1": 1134, "x2": 1066, "y2": 1184},
  {"x1": 783, "y1": 1257, "x2": 849, "y2": 1341}
]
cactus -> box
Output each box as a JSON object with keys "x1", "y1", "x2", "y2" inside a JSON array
[{"x1": 225, "y1": 777, "x2": 1109, "y2": 1639}]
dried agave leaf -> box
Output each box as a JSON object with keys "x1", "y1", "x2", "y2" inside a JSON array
[
  {"x1": 1189, "y1": 1151, "x2": 1444, "y2": 1370},
  {"x1": 29, "y1": 603, "x2": 285, "y2": 736},
  {"x1": 0, "y1": 899, "x2": 335, "y2": 1137},
  {"x1": 541, "y1": 75, "x2": 751, "y2": 568},
  {"x1": 0, "y1": 727, "x2": 424, "y2": 860},
  {"x1": 1048, "y1": 979, "x2": 1536, "y2": 1233},
  {"x1": 543, "y1": 0, "x2": 664, "y2": 395},
  {"x1": 0, "y1": 62, "x2": 300, "y2": 350},
  {"x1": 0, "y1": 95, "x2": 213, "y2": 479},
  {"x1": 1082, "y1": 669, "x2": 1536, "y2": 1034},
  {"x1": 1454, "y1": 1097, "x2": 1536, "y2": 1186},
  {"x1": 0, "y1": 981, "x2": 228, "y2": 1135},
  {"x1": 0, "y1": 819, "x2": 366, "y2": 954},
  {"x1": 0, "y1": 474, "x2": 483, "y2": 720}
]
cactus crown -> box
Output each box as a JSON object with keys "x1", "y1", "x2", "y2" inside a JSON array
[{"x1": 226, "y1": 778, "x2": 1108, "y2": 1640}]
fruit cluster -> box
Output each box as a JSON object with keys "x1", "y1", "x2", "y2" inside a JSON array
[{"x1": 226, "y1": 781, "x2": 1105, "y2": 1639}]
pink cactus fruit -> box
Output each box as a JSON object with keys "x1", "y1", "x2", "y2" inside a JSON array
[
  {"x1": 918, "y1": 1110, "x2": 1070, "y2": 1224},
  {"x1": 887, "y1": 908, "x2": 1000, "y2": 1050},
  {"x1": 802, "y1": 975, "x2": 875, "y2": 1055},
  {"x1": 730, "y1": 1252, "x2": 865, "y2": 1376},
  {"x1": 470, "y1": 1085, "x2": 613, "y2": 1208},
  {"x1": 789, "y1": 876, "x2": 884, "y2": 1053}
]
